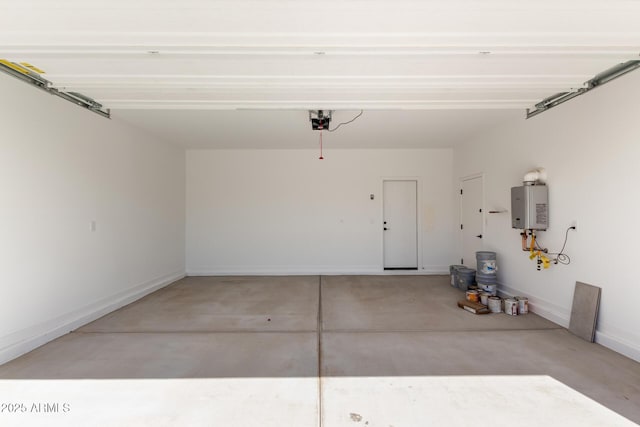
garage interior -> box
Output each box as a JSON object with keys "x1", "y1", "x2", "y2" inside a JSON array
[{"x1": 1, "y1": 1, "x2": 640, "y2": 426}]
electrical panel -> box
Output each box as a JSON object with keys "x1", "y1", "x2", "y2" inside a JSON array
[{"x1": 511, "y1": 184, "x2": 548, "y2": 230}]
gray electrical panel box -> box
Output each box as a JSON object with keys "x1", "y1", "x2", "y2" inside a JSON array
[{"x1": 511, "y1": 184, "x2": 548, "y2": 230}]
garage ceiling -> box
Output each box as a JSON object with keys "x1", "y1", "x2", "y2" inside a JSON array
[{"x1": 1, "y1": 0, "x2": 639, "y2": 148}]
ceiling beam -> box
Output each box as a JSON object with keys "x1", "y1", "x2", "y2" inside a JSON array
[{"x1": 101, "y1": 99, "x2": 536, "y2": 110}]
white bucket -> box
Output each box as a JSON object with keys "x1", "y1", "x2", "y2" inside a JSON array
[
  {"x1": 504, "y1": 298, "x2": 518, "y2": 316},
  {"x1": 516, "y1": 297, "x2": 529, "y2": 314},
  {"x1": 478, "y1": 283, "x2": 497, "y2": 296},
  {"x1": 478, "y1": 260, "x2": 498, "y2": 275},
  {"x1": 487, "y1": 296, "x2": 502, "y2": 313},
  {"x1": 476, "y1": 251, "x2": 498, "y2": 275}
]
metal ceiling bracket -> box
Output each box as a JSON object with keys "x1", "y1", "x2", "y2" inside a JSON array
[
  {"x1": 526, "y1": 60, "x2": 640, "y2": 119},
  {"x1": 0, "y1": 60, "x2": 110, "y2": 119}
]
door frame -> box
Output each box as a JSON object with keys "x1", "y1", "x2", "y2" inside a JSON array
[
  {"x1": 459, "y1": 173, "x2": 485, "y2": 265},
  {"x1": 380, "y1": 177, "x2": 422, "y2": 271}
]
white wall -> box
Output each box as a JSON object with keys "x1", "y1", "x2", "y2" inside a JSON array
[
  {"x1": 454, "y1": 70, "x2": 640, "y2": 361},
  {"x1": 0, "y1": 74, "x2": 186, "y2": 364},
  {"x1": 187, "y1": 149, "x2": 455, "y2": 275}
]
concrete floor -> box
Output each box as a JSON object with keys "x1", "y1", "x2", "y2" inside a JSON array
[{"x1": 0, "y1": 275, "x2": 638, "y2": 426}]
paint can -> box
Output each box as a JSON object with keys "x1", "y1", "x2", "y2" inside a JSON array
[
  {"x1": 478, "y1": 283, "x2": 498, "y2": 296},
  {"x1": 488, "y1": 296, "x2": 502, "y2": 313},
  {"x1": 480, "y1": 292, "x2": 490, "y2": 306},
  {"x1": 516, "y1": 297, "x2": 529, "y2": 314},
  {"x1": 504, "y1": 298, "x2": 518, "y2": 316},
  {"x1": 466, "y1": 290, "x2": 479, "y2": 302}
]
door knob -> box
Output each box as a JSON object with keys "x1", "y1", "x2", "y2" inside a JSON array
[
  {"x1": 476, "y1": 234, "x2": 483, "y2": 238},
  {"x1": 384, "y1": 227, "x2": 388, "y2": 231}
]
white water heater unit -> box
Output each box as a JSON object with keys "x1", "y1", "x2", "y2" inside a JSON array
[{"x1": 511, "y1": 184, "x2": 548, "y2": 230}]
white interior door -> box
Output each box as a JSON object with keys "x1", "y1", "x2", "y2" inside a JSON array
[
  {"x1": 383, "y1": 180, "x2": 418, "y2": 269},
  {"x1": 460, "y1": 176, "x2": 484, "y2": 267}
]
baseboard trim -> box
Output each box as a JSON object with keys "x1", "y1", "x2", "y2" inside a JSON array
[
  {"x1": 187, "y1": 265, "x2": 449, "y2": 276},
  {"x1": 0, "y1": 270, "x2": 185, "y2": 365},
  {"x1": 497, "y1": 282, "x2": 570, "y2": 328},
  {"x1": 497, "y1": 282, "x2": 640, "y2": 363},
  {"x1": 594, "y1": 330, "x2": 640, "y2": 363}
]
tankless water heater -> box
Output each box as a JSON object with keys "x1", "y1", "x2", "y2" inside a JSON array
[{"x1": 511, "y1": 184, "x2": 548, "y2": 230}]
